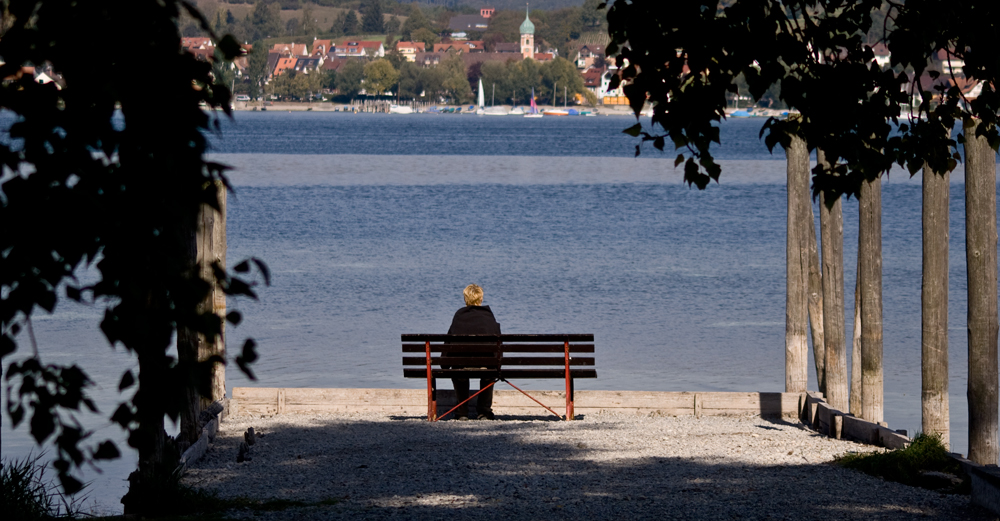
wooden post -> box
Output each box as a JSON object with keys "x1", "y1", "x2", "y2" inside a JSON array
[
  {"x1": 808, "y1": 197, "x2": 826, "y2": 393},
  {"x1": 831, "y1": 414, "x2": 843, "y2": 440},
  {"x1": 964, "y1": 119, "x2": 998, "y2": 465},
  {"x1": 922, "y1": 160, "x2": 950, "y2": 448},
  {"x1": 177, "y1": 181, "x2": 226, "y2": 442},
  {"x1": 850, "y1": 263, "x2": 863, "y2": 416},
  {"x1": 197, "y1": 181, "x2": 227, "y2": 407},
  {"x1": 820, "y1": 183, "x2": 847, "y2": 412},
  {"x1": 785, "y1": 132, "x2": 810, "y2": 393},
  {"x1": 859, "y1": 175, "x2": 884, "y2": 423}
]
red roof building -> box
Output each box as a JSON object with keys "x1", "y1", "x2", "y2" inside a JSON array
[{"x1": 273, "y1": 55, "x2": 298, "y2": 76}]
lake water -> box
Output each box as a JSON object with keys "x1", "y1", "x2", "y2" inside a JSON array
[{"x1": 2, "y1": 112, "x2": 997, "y2": 514}]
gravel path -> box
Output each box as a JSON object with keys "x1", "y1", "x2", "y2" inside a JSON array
[{"x1": 182, "y1": 411, "x2": 993, "y2": 520}]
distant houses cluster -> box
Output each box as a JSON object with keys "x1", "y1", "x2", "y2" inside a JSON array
[{"x1": 176, "y1": 7, "x2": 627, "y2": 104}]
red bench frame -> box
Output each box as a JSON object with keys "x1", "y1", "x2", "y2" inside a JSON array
[{"x1": 402, "y1": 334, "x2": 596, "y2": 421}]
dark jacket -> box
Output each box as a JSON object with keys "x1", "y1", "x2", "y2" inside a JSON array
[
  {"x1": 444, "y1": 306, "x2": 501, "y2": 366},
  {"x1": 447, "y1": 305, "x2": 501, "y2": 336}
]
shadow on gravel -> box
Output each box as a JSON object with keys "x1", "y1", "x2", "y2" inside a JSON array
[{"x1": 183, "y1": 418, "x2": 992, "y2": 521}]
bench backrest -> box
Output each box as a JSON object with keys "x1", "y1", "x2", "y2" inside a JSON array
[{"x1": 401, "y1": 334, "x2": 596, "y2": 379}]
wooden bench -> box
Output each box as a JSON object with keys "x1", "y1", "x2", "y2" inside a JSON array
[{"x1": 401, "y1": 333, "x2": 596, "y2": 421}]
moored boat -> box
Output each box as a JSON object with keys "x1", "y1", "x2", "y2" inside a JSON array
[
  {"x1": 476, "y1": 79, "x2": 485, "y2": 115},
  {"x1": 389, "y1": 105, "x2": 414, "y2": 114},
  {"x1": 525, "y1": 88, "x2": 543, "y2": 118}
]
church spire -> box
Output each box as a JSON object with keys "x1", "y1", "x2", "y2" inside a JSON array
[{"x1": 520, "y1": 4, "x2": 535, "y2": 35}]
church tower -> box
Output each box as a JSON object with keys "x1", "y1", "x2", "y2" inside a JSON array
[{"x1": 520, "y1": 5, "x2": 535, "y2": 60}]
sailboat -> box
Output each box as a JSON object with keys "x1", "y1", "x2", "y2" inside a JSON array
[
  {"x1": 508, "y1": 89, "x2": 524, "y2": 115},
  {"x1": 476, "y1": 79, "x2": 485, "y2": 115},
  {"x1": 484, "y1": 82, "x2": 507, "y2": 115},
  {"x1": 524, "y1": 87, "x2": 542, "y2": 118},
  {"x1": 542, "y1": 83, "x2": 569, "y2": 116}
]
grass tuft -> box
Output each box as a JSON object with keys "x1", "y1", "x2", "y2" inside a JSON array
[
  {"x1": 835, "y1": 433, "x2": 967, "y2": 492},
  {"x1": 1, "y1": 453, "x2": 88, "y2": 520}
]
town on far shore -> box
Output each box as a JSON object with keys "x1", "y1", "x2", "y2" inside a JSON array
[
  {"x1": 179, "y1": 4, "x2": 629, "y2": 114},
  {"x1": 15, "y1": 0, "x2": 973, "y2": 117}
]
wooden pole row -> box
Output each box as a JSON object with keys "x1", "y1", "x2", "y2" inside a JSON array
[{"x1": 784, "y1": 122, "x2": 998, "y2": 464}]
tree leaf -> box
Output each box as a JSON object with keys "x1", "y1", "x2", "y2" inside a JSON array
[
  {"x1": 92, "y1": 440, "x2": 121, "y2": 460},
  {"x1": 241, "y1": 339, "x2": 258, "y2": 364},
  {"x1": 30, "y1": 410, "x2": 55, "y2": 443},
  {"x1": 111, "y1": 403, "x2": 134, "y2": 429},
  {"x1": 217, "y1": 35, "x2": 243, "y2": 61},
  {"x1": 57, "y1": 471, "x2": 83, "y2": 495},
  {"x1": 119, "y1": 370, "x2": 135, "y2": 391},
  {"x1": 623, "y1": 123, "x2": 642, "y2": 137},
  {"x1": 251, "y1": 257, "x2": 271, "y2": 286}
]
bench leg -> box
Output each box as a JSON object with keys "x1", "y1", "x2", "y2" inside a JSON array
[
  {"x1": 430, "y1": 378, "x2": 437, "y2": 421},
  {"x1": 567, "y1": 378, "x2": 575, "y2": 421},
  {"x1": 425, "y1": 341, "x2": 436, "y2": 421},
  {"x1": 564, "y1": 341, "x2": 574, "y2": 421}
]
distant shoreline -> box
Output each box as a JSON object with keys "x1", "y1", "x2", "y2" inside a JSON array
[
  {"x1": 231, "y1": 100, "x2": 638, "y2": 116},
  {"x1": 230, "y1": 101, "x2": 788, "y2": 118}
]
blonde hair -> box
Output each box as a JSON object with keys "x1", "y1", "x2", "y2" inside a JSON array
[{"x1": 463, "y1": 284, "x2": 484, "y2": 306}]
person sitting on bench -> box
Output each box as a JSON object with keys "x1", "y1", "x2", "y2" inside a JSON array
[{"x1": 445, "y1": 284, "x2": 500, "y2": 420}]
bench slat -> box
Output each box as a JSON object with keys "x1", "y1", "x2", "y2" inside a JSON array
[
  {"x1": 402, "y1": 357, "x2": 595, "y2": 366},
  {"x1": 404, "y1": 368, "x2": 598, "y2": 379},
  {"x1": 402, "y1": 334, "x2": 594, "y2": 342},
  {"x1": 402, "y1": 343, "x2": 595, "y2": 353},
  {"x1": 500, "y1": 357, "x2": 595, "y2": 366},
  {"x1": 402, "y1": 357, "x2": 500, "y2": 367}
]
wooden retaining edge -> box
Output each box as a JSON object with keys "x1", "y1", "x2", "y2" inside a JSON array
[
  {"x1": 230, "y1": 388, "x2": 805, "y2": 418},
  {"x1": 799, "y1": 392, "x2": 910, "y2": 449},
  {"x1": 943, "y1": 450, "x2": 1000, "y2": 516},
  {"x1": 967, "y1": 459, "x2": 1000, "y2": 516},
  {"x1": 176, "y1": 399, "x2": 229, "y2": 475}
]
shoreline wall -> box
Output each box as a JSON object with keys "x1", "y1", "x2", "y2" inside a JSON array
[{"x1": 231, "y1": 388, "x2": 804, "y2": 418}]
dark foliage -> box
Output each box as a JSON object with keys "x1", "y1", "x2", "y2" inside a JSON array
[
  {"x1": 362, "y1": 0, "x2": 385, "y2": 33},
  {"x1": 606, "y1": 0, "x2": 1000, "y2": 198},
  {"x1": 0, "y1": 0, "x2": 267, "y2": 510}
]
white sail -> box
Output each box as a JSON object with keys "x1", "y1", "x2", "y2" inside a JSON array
[{"x1": 475, "y1": 79, "x2": 485, "y2": 114}]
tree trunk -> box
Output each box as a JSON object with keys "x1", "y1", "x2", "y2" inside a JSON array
[
  {"x1": 820, "y1": 187, "x2": 847, "y2": 411},
  {"x1": 808, "y1": 197, "x2": 826, "y2": 393},
  {"x1": 922, "y1": 161, "x2": 950, "y2": 448},
  {"x1": 859, "y1": 175, "x2": 884, "y2": 423},
  {"x1": 849, "y1": 259, "x2": 863, "y2": 416},
  {"x1": 964, "y1": 120, "x2": 998, "y2": 465},
  {"x1": 785, "y1": 133, "x2": 810, "y2": 393},
  {"x1": 122, "y1": 346, "x2": 176, "y2": 514}
]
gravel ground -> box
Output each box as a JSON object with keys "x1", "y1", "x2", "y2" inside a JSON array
[{"x1": 182, "y1": 411, "x2": 994, "y2": 520}]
